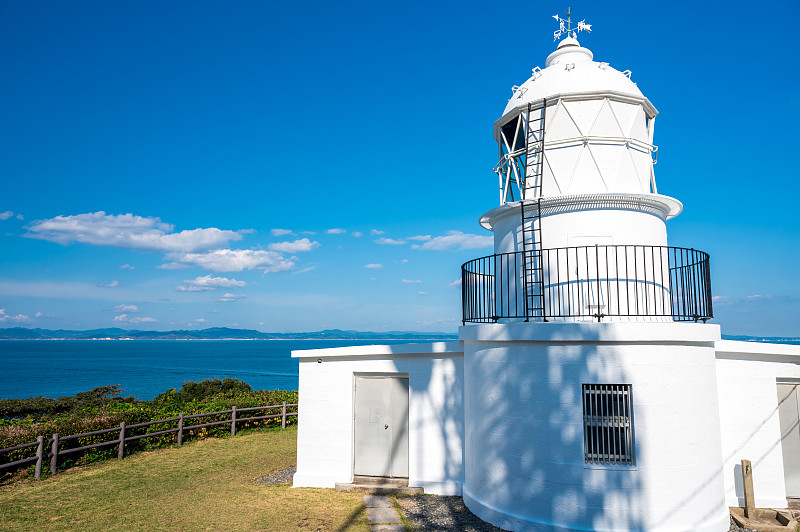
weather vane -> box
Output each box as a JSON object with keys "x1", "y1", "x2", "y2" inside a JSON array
[{"x1": 552, "y1": 7, "x2": 591, "y2": 41}]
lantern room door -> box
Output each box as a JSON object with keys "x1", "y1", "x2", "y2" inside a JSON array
[
  {"x1": 777, "y1": 383, "x2": 800, "y2": 498},
  {"x1": 353, "y1": 376, "x2": 409, "y2": 479}
]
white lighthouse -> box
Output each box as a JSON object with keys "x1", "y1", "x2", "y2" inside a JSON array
[
  {"x1": 459, "y1": 13, "x2": 728, "y2": 531},
  {"x1": 292, "y1": 12, "x2": 800, "y2": 532}
]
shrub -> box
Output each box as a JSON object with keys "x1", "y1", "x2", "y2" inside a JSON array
[
  {"x1": 0, "y1": 381, "x2": 297, "y2": 484},
  {"x1": 0, "y1": 385, "x2": 135, "y2": 419}
]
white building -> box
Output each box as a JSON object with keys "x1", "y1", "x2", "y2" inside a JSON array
[{"x1": 292, "y1": 15, "x2": 800, "y2": 532}]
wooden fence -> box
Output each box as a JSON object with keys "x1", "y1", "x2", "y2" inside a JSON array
[{"x1": 0, "y1": 402, "x2": 298, "y2": 480}]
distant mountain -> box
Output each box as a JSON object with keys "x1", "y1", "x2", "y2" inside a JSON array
[
  {"x1": 0, "y1": 327, "x2": 459, "y2": 341},
  {"x1": 721, "y1": 334, "x2": 800, "y2": 345}
]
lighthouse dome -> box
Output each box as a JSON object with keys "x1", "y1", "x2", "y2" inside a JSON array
[{"x1": 501, "y1": 37, "x2": 648, "y2": 119}]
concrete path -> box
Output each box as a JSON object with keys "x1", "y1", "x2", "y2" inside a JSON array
[{"x1": 363, "y1": 495, "x2": 405, "y2": 531}]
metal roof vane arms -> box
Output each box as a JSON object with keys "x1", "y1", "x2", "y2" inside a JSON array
[{"x1": 552, "y1": 7, "x2": 592, "y2": 41}]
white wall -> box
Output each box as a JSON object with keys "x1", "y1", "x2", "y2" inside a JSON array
[
  {"x1": 291, "y1": 342, "x2": 465, "y2": 495},
  {"x1": 460, "y1": 322, "x2": 730, "y2": 532},
  {"x1": 714, "y1": 340, "x2": 800, "y2": 508},
  {"x1": 491, "y1": 202, "x2": 669, "y2": 254}
]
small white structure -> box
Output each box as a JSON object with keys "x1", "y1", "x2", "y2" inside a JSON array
[{"x1": 293, "y1": 13, "x2": 800, "y2": 532}]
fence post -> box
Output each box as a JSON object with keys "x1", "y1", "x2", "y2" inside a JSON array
[
  {"x1": 118, "y1": 422, "x2": 125, "y2": 460},
  {"x1": 177, "y1": 413, "x2": 183, "y2": 446},
  {"x1": 34, "y1": 435, "x2": 44, "y2": 480},
  {"x1": 50, "y1": 433, "x2": 58, "y2": 476},
  {"x1": 281, "y1": 401, "x2": 287, "y2": 429},
  {"x1": 231, "y1": 406, "x2": 237, "y2": 437}
]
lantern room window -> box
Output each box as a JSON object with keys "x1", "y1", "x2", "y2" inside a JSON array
[{"x1": 500, "y1": 117, "x2": 526, "y2": 153}]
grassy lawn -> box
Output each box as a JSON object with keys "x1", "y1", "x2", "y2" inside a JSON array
[{"x1": 0, "y1": 427, "x2": 370, "y2": 531}]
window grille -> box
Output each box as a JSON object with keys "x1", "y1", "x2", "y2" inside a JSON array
[{"x1": 582, "y1": 383, "x2": 633, "y2": 465}]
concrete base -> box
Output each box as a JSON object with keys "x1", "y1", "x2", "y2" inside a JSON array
[
  {"x1": 729, "y1": 507, "x2": 800, "y2": 532},
  {"x1": 335, "y1": 483, "x2": 424, "y2": 495},
  {"x1": 336, "y1": 476, "x2": 423, "y2": 495}
]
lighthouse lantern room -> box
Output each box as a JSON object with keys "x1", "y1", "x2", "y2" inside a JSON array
[{"x1": 464, "y1": 12, "x2": 708, "y2": 326}]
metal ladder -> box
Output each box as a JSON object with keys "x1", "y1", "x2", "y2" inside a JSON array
[
  {"x1": 520, "y1": 100, "x2": 547, "y2": 321},
  {"x1": 521, "y1": 199, "x2": 546, "y2": 321},
  {"x1": 523, "y1": 101, "x2": 546, "y2": 199}
]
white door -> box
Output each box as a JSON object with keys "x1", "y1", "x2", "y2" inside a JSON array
[
  {"x1": 353, "y1": 376, "x2": 409, "y2": 478},
  {"x1": 777, "y1": 383, "x2": 800, "y2": 497}
]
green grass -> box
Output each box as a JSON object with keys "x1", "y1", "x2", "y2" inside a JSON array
[{"x1": 0, "y1": 427, "x2": 370, "y2": 531}]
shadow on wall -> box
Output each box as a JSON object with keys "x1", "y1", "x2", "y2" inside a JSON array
[
  {"x1": 408, "y1": 355, "x2": 465, "y2": 487},
  {"x1": 463, "y1": 326, "x2": 642, "y2": 530},
  {"x1": 465, "y1": 325, "x2": 726, "y2": 531}
]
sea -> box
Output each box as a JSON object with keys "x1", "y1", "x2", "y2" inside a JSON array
[{"x1": 0, "y1": 339, "x2": 415, "y2": 401}]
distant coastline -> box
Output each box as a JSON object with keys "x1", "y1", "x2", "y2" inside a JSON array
[
  {"x1": 720, "y1": 334, "x2": 800, "y2": 345},
  {"x1": 0, "y1": 326, "x2": 796, "y2": 344},
  {"x1": 0, "y1": 326, "x2": 459, "y2": 342}
]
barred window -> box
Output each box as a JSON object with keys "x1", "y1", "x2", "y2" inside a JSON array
[{"x1": 582, "y1": 384, "x2": 634, "y2": 465}]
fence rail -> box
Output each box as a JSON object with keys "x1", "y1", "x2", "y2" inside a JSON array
[
  {"x1": 462, "y1": 245, "x2": 712, "y2": 323},
  {"x1": 0, "y1": 402, "x2": 298, "y2": 480}
]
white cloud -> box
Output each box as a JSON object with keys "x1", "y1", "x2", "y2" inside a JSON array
[
  {"x1": 292, "y1": 265, "x2": 317, "y2": 274},
  {"x1": 713, "y1": 294, "x2": 776, "y2": 306},
  {"x1": 415, "y1": 317, "x2": 461, "y2": 327},
  {"x1": 352, "y1": 231, "x2": 363, "y2": 238},
  {"x1": 16, "y1": 214, "x2": 23, "y2": 220},
  {"x1": 402, "y1": 279, "x2": 422, "y2": 284},
  {"x1": 374, "y1": 237, "x2": 406, "y2": 246},
  {"x1": 115, "y1": 304, "x2": 139, "y2": 313},
  {"x1": 407, "y1": 235, "x2": 431, "y2": 241},
  {"x1": 447, "y1": 278, "x2": 462, "y2": 289},
  {"x1": 218, "y1": 293, "x2": 246, "y2": 302},
  {"x1": 157, "y1": 262, "x2": 190, "y2": 270},
  {"x1": 271, "y1": 228, "x2": 293, "y2": 236},
  {"x1": 177, "y1": 275, "x2": 247, "y2": 292},
  {"x1": 195, "y1": 318, "x2": 207, "y2": 323},
  {"x1": 370, "y1": 229, "x2": 385, "y2": 236},
  {"x1": 0, "y1": 211, "x2": 14, "y2": 220},
  {"x1": 364, "y1": 263, "x2": 383, "y2": 269},
  {"x1": 418, "y1": 291, "x2": 428, "y2": 295},
  {"x1": 0, "y1": 280, "x2": 146, "y2": 301},
  {"x1": 25, "y1": 212, "x2": 242, "y2": 253},
  {"x1": 268, "y1": 238, "x2": 320, "y2": 253},
  {"x1": 97, "y1": 280, "x2": 120, "y2": 288},
  {"x1": 114, "y1": 314, "x2": 157, "y2": 324},
  {"x1": 34, "y1": 312, "x2": 42, "y2": 318},
  {"x1": 0, "y1": 308, "x2": 30, "y2": 323},
  {"x1": 369, "y1": 277, "x2": 378, "y2": 281},
  {"x1": 301, "y1": 230, "x2": 316, "y2": 235},
  {"x1": 120, "y1": 264, "x2": 136, "y2": 269},
  {"x1": 410, "y1": 231, "x2": 493, "y2": 251},
  {"x1": 169, "y1": 249, "x2": 294, "y2": 273},
  {"x1": 326, "y1": 228, "x2": 346, "y2": 234}
]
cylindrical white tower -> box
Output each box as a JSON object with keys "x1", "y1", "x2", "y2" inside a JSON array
[{"x1": 460, "y1": 14, "x2": 727, "y2": 532}]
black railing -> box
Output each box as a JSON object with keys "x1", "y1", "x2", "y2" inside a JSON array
[{"x1": 461, "y1": 245, "x2": 712, "y2": 323}]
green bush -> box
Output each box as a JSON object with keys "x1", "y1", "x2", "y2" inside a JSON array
[
  {"x1": 0, "y1": 379, "x2": 298, "y2": 484},
  {"x1": 0, "y1": 385, "x2": 135, "y2": 419}
]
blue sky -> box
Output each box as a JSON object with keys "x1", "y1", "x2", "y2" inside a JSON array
[{"x1": 1, "y1": 1, "x2": 798, "y2": 336}]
